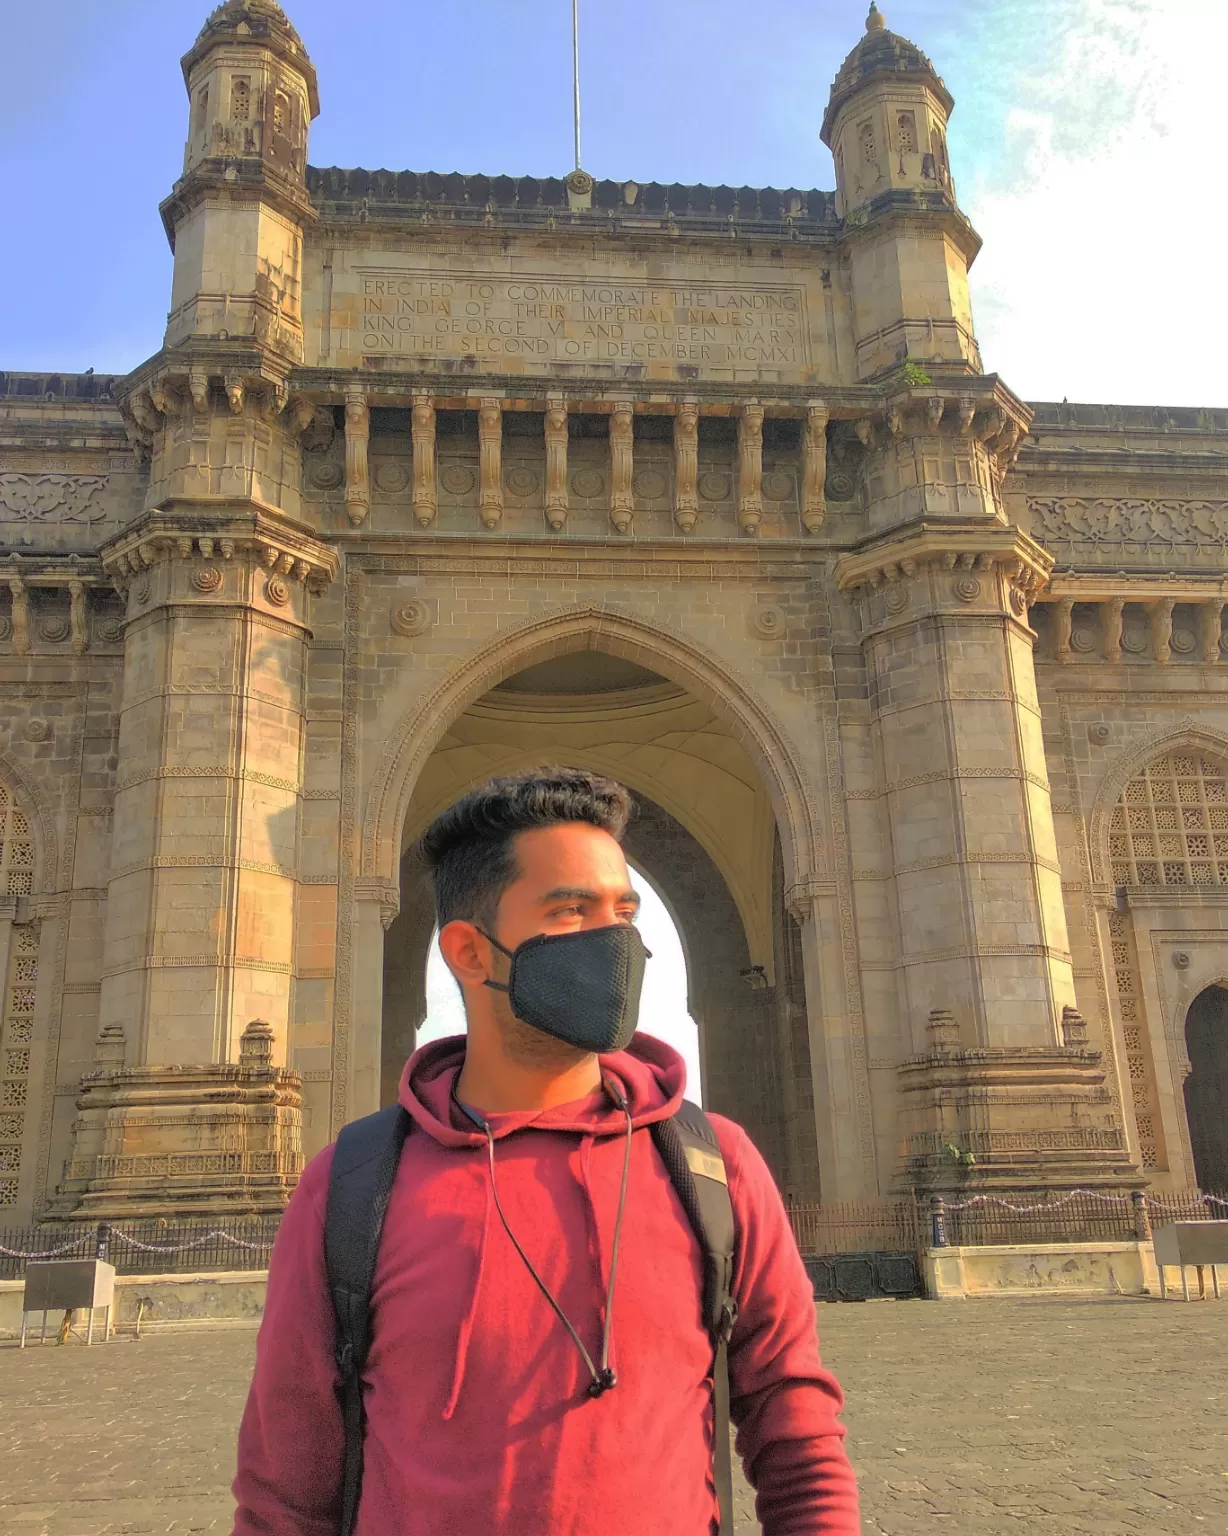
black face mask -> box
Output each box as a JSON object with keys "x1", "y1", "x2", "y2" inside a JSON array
[{"x1": 479, "y1": 923, "x2": 649, "y2": 1054}]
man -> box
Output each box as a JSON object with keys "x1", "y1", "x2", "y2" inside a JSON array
[{"x1": 233, "y1": 766, "x2": 859, "y2": 1535}]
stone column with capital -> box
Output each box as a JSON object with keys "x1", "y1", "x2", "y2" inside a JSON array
[
  {"x1": 52, "y1": 500, "x2": 336, "y2": 1218},
  {"x1": 838, "y1": 522, "x2": 1135, "y2": 1192},
  {"x1": 839, "y1": 524, "x2": 1069, "y2": 1053}
]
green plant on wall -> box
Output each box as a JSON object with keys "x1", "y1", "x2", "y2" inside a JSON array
[
  {"x1": 899, "y1": 359, "x2": 933, "y2": 388},
  {"x1": 942, "y1": 1140, "x2": 976, "y2": 1167}
]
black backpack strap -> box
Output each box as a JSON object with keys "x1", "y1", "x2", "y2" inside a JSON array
[
  {"x1": 324, "y1": 1103, "x2": 412, "y2": 1536},
  {"x1": 651, "y1": 1101, "x2": 738, "y2": 1533}
]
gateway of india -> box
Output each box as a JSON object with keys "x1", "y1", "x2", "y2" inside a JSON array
[{"x1": 1, "y1": 0, "x2": 1226, "y2": 1227}]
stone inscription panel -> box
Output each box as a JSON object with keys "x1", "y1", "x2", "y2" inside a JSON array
[{"x1": 348, "y1": 269, "x2": 810, "y2": 369}]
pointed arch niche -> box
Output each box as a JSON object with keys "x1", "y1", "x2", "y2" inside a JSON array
[{"x1": 377, "y1": 648, "x2": 822, "y2": 1200}]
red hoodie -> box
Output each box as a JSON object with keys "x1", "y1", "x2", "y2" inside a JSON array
[{"x1": 232, "y1": 1035, "x2": 859, "y2": 1535}]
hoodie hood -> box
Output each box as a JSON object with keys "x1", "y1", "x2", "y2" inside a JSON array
[{"x1": 397, "y1": 1031, "x2": 688, "y2": 1147}]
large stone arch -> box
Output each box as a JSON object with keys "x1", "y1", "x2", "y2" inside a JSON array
[
  {"x1": 1087, "y1": 718, "x2": 1228, "y2": 887},
  {"x1": 362, "y1": 603, "x2": 824, "y2": 902}
]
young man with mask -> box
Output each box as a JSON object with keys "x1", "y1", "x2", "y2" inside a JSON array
[{"x1": 232, "y1": 766, "x2": 859, "y2": 1536}]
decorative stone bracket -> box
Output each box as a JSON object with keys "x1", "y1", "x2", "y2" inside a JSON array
[
  {"x1": 836, "y1": 522, "x2": 1052, "y2": 630},
  {"x1": 100, "y1": 512, "x2": 338, "y2": 596}
]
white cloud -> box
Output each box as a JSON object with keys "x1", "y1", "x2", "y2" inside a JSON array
[{"x1": 962, "y1": 0, "x2": 1228, "y2": 406}]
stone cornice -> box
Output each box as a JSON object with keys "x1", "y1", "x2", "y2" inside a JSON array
[
  {"x1": 835, "y1": 520, "x2": 1053, "y2": 597},
  {"x1": 99, "y1": 506, "x2": 338, "y2": 591}
]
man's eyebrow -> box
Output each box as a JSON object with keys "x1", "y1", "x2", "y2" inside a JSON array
[{"x1": 539, "y1": 886, "x2": 641, "y2": 909}]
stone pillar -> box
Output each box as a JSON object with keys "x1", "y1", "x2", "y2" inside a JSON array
[
  {"x1": 800, "y1": 402, "x2": 828, "y2": 533},
  {"x1": 838, "y1": 525, "x2": 1071, "y2": 1051},
  {"x1": 477, "y1": 397, "x2": 503, "y2": 529},
  {"x1": 737, "y1": 403, "x2": 764, "y2": 535},
  {"x1": 411, "y1": 393, "x2": 437, "y2": 527},
  {"x1": 544, "y1": 396, "x2": 569, "y2": 531},
  {"x1": 343, "y1": 387, "x2": 369, "y2": 527},
  {"x1": 68, "y1": 578, "x2": 87, "y2": 656},
  {"x1": 608, "y1": 401, "x2": 634, "y2": 534},
  {"x1": 7, "y1": 573, "x2": 29, "y2": 655},
  {"x1": 1199, "y1": 600, "x2": 1224, "y2": 664},
  {"x1": 1102, "y1": 596, "x2": 1124, "y2": 664},
  {"x1": 1149, "y1": 597, "x2": 1174, "y2": 664},
  {"x1": 673, "y1": 401, "x2": 699, "y2": 533},
  {"x1": 95, "y1": 512, "x2": 335, "y2": 1076}
]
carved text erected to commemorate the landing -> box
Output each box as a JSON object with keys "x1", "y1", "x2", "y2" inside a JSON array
[{"x1": 349, "y1": 270, "x2": 810, "y2": 368}]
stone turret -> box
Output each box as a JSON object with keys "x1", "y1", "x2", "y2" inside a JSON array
[
  {"x1": 822, "y1": 4, "x2": 980, "y2": 379},
  {"x1": 160, "y1": 0, "x2": 319, "y2": 361},
  {"x1": 822, "y1": 2, "x2": 956, "y2": 214}
]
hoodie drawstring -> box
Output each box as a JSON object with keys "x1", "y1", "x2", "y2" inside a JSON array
[
  {"x1": 442, "y1": 1167, "x2": 492, "y2": 1421},
  {"x1": 480, "y1": 1097, "x2": 634, "y2": 1401}
]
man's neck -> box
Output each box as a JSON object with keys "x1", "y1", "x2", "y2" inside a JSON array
[{"x1": 455, "y1": 1035, "x2": 602, "y2": 1114}]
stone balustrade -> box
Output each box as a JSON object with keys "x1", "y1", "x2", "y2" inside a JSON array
[
  {"x1": 0, "y1": 557, "x2": 118, "y2": 656},
  {"x1": 1033, "y1": 587, "x2": 1228, "y2": 665}
]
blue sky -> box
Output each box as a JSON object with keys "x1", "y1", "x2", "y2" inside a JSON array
[{"x1": 2, "y1": 0, "x2": 1222, "y2": 405}]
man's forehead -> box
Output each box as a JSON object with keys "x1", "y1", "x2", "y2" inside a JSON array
[{"x1": 511, "y1": 823, "x2": 629, "y2": 880}]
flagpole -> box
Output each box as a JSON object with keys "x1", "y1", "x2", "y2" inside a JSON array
[{"x1": 572, "y1": 0, "x2": 582, "y2": 171}]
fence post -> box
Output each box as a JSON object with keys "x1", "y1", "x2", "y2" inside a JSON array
[
  {"x1": 1131, "y1": 1190, "x2": 1151, "y2": 1242},
  {"x1": 93, "y1": 1221, "x2": 111, "y2": 1262},
  {"x1": 929, "y1": 1194, "x2": 948, "y2": 1249}
]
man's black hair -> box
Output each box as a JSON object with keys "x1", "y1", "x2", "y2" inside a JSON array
[{"x1": 416, "y1": 765, "x2": 634, "y2": 928}]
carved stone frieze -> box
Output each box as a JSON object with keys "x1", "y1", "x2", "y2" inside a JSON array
[{"x1": 0, "y1": 474, "x2": 109, "y2": 525}]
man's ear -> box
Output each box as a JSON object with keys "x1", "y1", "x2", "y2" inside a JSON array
[{"x1": 437, "y1": 920, "x2": 493, "y2": 989}]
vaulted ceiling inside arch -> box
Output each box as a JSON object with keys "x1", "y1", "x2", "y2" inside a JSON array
[{"x1": 400, "y1": 655, "x2": 777, "y2": 973}]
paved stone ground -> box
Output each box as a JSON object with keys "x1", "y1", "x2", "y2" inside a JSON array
[{"x1": 2, "y1": 1296, "x2": 1226, "y2": 1534}]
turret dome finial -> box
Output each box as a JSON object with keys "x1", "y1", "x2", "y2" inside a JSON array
[{"x1": 866, "y1": 3, "x2": 887, "y2": 31}]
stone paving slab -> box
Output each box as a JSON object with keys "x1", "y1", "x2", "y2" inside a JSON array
[{"x1": 1, "y1": 1296, "x2": 1226, "y2": 1534}]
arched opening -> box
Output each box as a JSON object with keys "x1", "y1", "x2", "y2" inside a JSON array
[
  {"x1": 378, "y1": 649, "x2": 821, "y2": 1199},
  {"x1": 1184, "y1": 984, "x2": 1228, "y2": 1194}
]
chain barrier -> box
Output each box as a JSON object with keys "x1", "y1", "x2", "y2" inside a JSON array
[
  {"x1": 107, "y1": 1228, "x2": 269, "y2": 1255},
  {"x1": 943, "y1": 1189, "x2": 1228, "y2": 1213},
  {"x1": 0, "y1": 1237, "x2": 89, "y2": 1260}
]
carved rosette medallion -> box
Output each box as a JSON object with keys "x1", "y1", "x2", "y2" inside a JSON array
[
  {"x1": 762, "y1": 471, "x2": 794, "y2": 503},
  {"x1": 373, "y1": 460, "x2": 410, "y2": 494},
  {"x1": 390, "y1": 599, "x2": 433, "y2": 638},
  {"x1": 1121, "y1": 629, "x2": 1148, "y2": 654},
  {"x1": 505, "y1": 467, "x2": 540, "y2": 498},
  {"x1": 0, "y1": 617, "x2": 11, "y2": 642},
  {"x1": 953, "y1": 575, "x2": 981, "y2": 603},
  {"x1": 264, "y1": 577, "x2": 290, "y2": 607},
  {"x1": 571, "y1": 469, "x2": 605, "y2": 500},
  {"x1": 37, "y1": 614, "x2": 70, "y2": 643},
  {"x1": 1170, "y1": 628, "x2": 1196, "y2": 655},
  {"x1": 698, "y1": 472, "x2": 731, "y2": 501},
  {"x1": 96, "y1": 618, "x2": 124, "y2": 645},
  {"x1": 192, "y1": 566, "x2": 223, "y2": 594},
  {"x1": 440, "y1": 464, "x2": 476, "y2": 496},
  {"x1": 24, "y1": 719, "x2": 50, "y2": 743},
  {"x1": 884, "y1": 584, "x2": 910, "y2": 615},
  {"x1": 632, "y1": 468, "x2": 666, "y2": 500},
  {"x1": 751, "y1": 604, "x2": 786, "y2": 640},
  {"x1": 1070, "y1": 627, "x2": 1097, "y2": 653}
]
